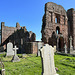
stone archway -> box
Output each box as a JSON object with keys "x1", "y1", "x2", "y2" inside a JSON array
[
  {"x1": 56, "y1": 26, "x2": 60, "y2": 34},
  {"x1": 59, "y1": 37, "x2": 64, "y2": 52}
]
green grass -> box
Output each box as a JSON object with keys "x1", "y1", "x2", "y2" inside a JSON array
[
  {"x1": 0, "y1": 53, "x2": 75, "y2": 75},
  {"x1": 55, "y1": 53, "x2": 75, "y2": 75}
]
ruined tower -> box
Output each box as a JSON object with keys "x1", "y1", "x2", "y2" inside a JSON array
[
  {"x1": 67, "y1": 8, "x2": 75, "y2": 49},
  {"x1": 41, "y1": 2, "x2": 68, "y2": 52}
]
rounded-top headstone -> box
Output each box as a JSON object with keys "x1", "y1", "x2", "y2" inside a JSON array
[{"x1": 7, "y1": 42, "x2": 14, "y2": 56}]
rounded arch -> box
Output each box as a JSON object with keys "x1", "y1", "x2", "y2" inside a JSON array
[{"x1": 56, "y1": 26, "x2": 60, "y2": 34}]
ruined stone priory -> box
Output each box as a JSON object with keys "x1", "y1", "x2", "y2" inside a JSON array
[
  {"x1": 1, "y1": 22, "x2": 39, "y2": 54},
  {"x1": 41, "y1": 2, "x2": 75, "y2": 53}
]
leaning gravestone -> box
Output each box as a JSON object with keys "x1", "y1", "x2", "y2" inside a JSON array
[
  {"x1": 40, "y1": 44, "x2": 59, "y2": 75},
  {"x1": 7, "y1": 42, "x2": 14, "y2": 56},
  {"x1": 11, "y1": 45, "x2": 20, "y2": 62}
]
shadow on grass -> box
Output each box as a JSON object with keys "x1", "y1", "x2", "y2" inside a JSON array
[
  {"x1": 61, "y1": 63, "x2": 75, "y2": 69},
  {"x1": 55, "y1": 52, "x2": 75, "y2": 57},
  {"x1": 3, "y1": 60, "x2": 11, "y2": 62}
]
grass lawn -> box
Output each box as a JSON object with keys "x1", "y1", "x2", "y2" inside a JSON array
[{"x1": 0, "y1": 53, "x2": 75, "y2": 75}]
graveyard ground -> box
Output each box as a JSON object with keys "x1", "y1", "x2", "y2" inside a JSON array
[{"x1": 0, "y1": 53, "x2": 75, "y2": 75}]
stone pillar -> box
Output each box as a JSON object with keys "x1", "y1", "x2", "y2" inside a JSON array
[
  {"x1": 65, "y1": 16, "x2": 68, "y2": 25},
  {"x1": 73, "y1": 14, "x2": 75, "y2": 49},
  {"x1": 69, "y1": 36, "x2": 73, "y2": 50},
  {"x1": 45, "y1": 11, "x2": 49, "y2": 27},
  {"x1": 52, "y1": 13, "x2": 55, "y2": 23},
  {"x1": 49, "y1": 12, "x2": 52, "y2": 22},
  {"x1": 60, "y1": 15, "x2": 61, "y2": 24},
  {"x1": 69, "y1": 36, "x2": 73, "y2": 54}
]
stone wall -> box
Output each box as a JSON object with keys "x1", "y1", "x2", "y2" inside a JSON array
[
  {"x1": 67, "y1": 8, "x2": 75, "y2": 49},
  {"x1": 22, "y1": 42, "x2": 38, "y2": 54},
  {"x1": 41, "y1": 2, "x2": 68, "y2": 52},
  {"x1": 1, "y1": 22, "x2": 17, "y2": 45},
  {"x1": 1, "y1": 22, "x2": 36, "y2": 53}
]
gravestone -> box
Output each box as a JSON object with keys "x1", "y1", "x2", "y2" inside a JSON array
[
  {"x1": 7, "y1": 42, "x2": 14, "y2": 56},
  {"x1": 37, "y1": 42, "x2": 44, "y2": 56},
  {"x1": 64, "y1": 44, "x2": 67, "y2": 54},
  {"x1": 40, "y1": 44, "x2": 59, "y2": 75},
  {"x1": 0, "y1": 58, "x2": 5, "y2": 75},
  {"x1": 11, "y1": 46, "x2": 20, "y2": 62}
]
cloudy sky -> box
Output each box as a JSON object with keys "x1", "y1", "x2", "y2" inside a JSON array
[{"x1": 0, "y1": 0, "x2": 75, "y2": 41}]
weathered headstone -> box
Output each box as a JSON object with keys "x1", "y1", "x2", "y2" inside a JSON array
[
  {"x1": 11, "y1": 46, "x2": 20, "y2": 62},
  {"x1": 37, "y1": 42, "x2": 44, "y2": 56},
  {"x1": 40, "y1": 44, "x2": 59, "y2": 75},
  {"x1": 0, "y1": 58, "x2": 5, "y2": 75},
  {"x1": 7, "y1": 42, "x2": 14, "y2": 56},
  {"x1": 64, "y1": 44, "x2": 67, "y2": 54}
]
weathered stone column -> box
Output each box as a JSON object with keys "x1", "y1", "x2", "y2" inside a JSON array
[
  {"x1": 52, "y1": 13, "x2": 55, "y2": 23},
  {"x1": 69, "y1": 36, "x2": 73, "y2": 50},
  {"x1": 65, "y1": 16, "x2": 68, "y2": 25}
]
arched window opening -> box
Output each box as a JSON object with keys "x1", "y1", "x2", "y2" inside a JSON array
[
  {"x1": 55, "y1": 18, "x2": 57, "y2": 23},
  {"x1": 56, "y1": 27, "x2": 60, "y2": 34},
  {"x1": 55, "y1": 14, "x2": 60, "y2": 23}
]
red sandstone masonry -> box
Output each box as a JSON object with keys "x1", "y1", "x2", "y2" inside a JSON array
[{"x1": 41, "y1": 2, "x2": 68, "y2": 51}]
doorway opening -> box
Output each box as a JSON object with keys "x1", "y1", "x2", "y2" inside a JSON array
[
  {"x1": 56, "y1": 26, "x2": 60, "y2": 34},
  {"x1": 59, "y1": 37, "x2": 64, "y2": 52}
]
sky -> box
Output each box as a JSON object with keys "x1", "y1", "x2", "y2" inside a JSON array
[{"x1": 0, "y1": 0, "x2": 75, "y2": 41}]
